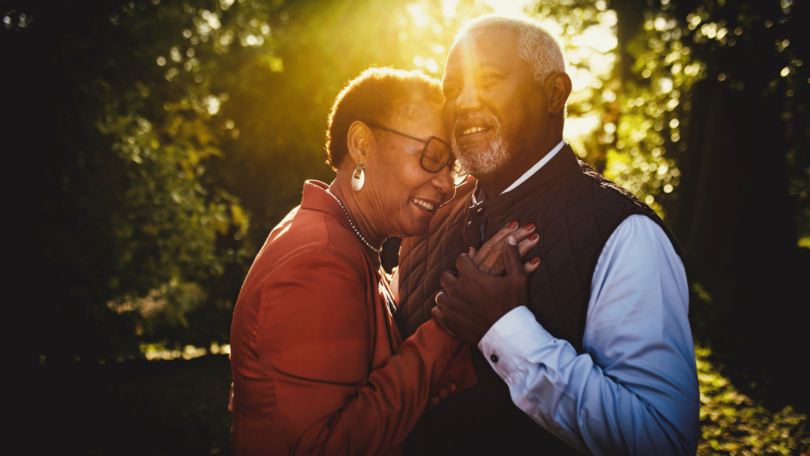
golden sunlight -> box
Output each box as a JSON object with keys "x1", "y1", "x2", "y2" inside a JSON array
[
  {"x1": 483, "y1": 0, "x2": 533, "y2": 15},
  {"x1": 405, "y1": 0, "x2": 620, "y2": 145}
]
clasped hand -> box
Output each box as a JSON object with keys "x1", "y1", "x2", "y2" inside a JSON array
[{"x1": 432, "y1": 222, "x2": 539, "y2": 345}]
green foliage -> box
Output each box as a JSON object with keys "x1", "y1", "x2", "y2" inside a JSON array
[
  {"x1": 614, "y1": 0, "x2": 808, "y2": 234},
  {"x1": 696, "y1": 346, "x2": 810, "y2": 455},
  {"x1": 4, "y1": 0, "x2": 499, "y2": 364},
  {"x1": 522, "y1": 0, "x2": 678, "y2": 214},
  {"x1": 4, "y1": 0, "x2": 261, "y2": 364},
  {"x1": 526, "y1": 0, "x2": 809, "y2": 228},
  {"x1": 600, "y1": 14, "x2": 703, "y2": 215}
]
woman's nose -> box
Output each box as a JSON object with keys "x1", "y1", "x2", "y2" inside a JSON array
[{"x1": 432, "y1": 167, "x2": 455, "y2": 196}]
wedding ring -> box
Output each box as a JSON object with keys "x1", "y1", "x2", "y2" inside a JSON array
[{"x1": 435, "y1": 291, "x2": 445, "y2": 305}]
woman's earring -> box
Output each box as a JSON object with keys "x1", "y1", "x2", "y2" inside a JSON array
[{"x1": 351, "y1": 162, "x2": 365, "y2": 192}]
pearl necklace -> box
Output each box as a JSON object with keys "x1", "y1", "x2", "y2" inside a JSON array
[{"x1": 325, "y1": 189, "x2": 383, "y2": 254}]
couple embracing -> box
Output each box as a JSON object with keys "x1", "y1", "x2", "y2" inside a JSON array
[{"x1": 229, "y1": 14, "x2": 699, "y2": 456}]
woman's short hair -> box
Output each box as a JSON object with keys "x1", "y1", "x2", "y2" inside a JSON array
[{"x1": 326, "y1": 68, "x2": 444, "y2": 170}]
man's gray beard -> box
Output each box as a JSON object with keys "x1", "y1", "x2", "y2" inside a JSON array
[{"x1": 451, "y1": 115, "x2": 510, "y2": 176}]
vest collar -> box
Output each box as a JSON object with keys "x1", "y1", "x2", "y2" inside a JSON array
[{"x1": 469, "y1": 143, "x2": 580, "y2": 219}]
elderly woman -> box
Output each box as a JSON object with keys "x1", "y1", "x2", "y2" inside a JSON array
[{"x1": 229, "y1": 68, "x2": 539, "y2": 456}]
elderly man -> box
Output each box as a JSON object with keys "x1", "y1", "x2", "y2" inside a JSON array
[{"x1": 394, "y1": 14, "x2": 699, "y2": 455}]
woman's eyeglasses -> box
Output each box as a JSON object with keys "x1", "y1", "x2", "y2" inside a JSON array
[{"x1": 366, "y1": 122, "x2": 458, "y2": 174}]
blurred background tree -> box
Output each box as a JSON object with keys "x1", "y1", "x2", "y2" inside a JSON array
[
  {"x1": 3, "y1": 0, "x2": 808, "y2": 453},
  {"x1": 4, "y1": 0, "x2": 497, "y2": 369},
  {"x1": 567, "y1": 0, "x2": 810, "y2": 413}
]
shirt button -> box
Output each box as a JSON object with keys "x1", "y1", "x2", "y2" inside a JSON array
[
  {"x1": 467, "y1": 220, "x2": 473, "y2": 227},
  {"x1": 490, "y1": 354, "x2": 499, "y2": 363},
  {"x1": 476, "y1": 207, "x2": 485, "y2": 216},
  {"x1": 448, "y1": 381, "x2": 457, "y2": 392},
  {"x1": 438, "y1": 387, "x2": 449, "y2": 398},
  {"x1": 431, "y1": 395, "x2": 441, "y2": 404}
]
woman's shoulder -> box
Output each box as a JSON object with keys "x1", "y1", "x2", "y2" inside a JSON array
[
  {"x1": 262, "y1": 204, "x2": 370, "y2": 275},
  {"x1": 254, "y1": 213, "x2": 372, "y2": 302}
]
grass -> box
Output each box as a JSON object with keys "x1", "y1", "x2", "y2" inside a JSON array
[
  {"x1": 16, "y1": 349, "x2": 809, "y2": 455},
  {"x1": 696, "y1": 346, "x2": 809, "y2": 455}
]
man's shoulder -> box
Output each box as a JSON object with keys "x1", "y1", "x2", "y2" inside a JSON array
[
  {"x1": 565, "y1": 160, "x2": 650, "y2": 209},
  {"x1": 530, "y1": 159, "x2": 664, "y2": 234},
  {"x1": 540, "y1": 159, "x2": 682, "y2": 260}
]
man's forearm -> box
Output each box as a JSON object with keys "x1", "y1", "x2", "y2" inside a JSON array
[{"x1": 478, "y1": 306, "x2": 696, "y2": 456}]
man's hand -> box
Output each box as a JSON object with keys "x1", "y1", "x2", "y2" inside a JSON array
[{"x1": 432, "y1": 236, "x2": 533, "y2": 344}]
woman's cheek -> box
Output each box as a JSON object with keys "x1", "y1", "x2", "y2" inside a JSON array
[{"x1": 402, "y1": 163, "x2": 427, "y2": 187}]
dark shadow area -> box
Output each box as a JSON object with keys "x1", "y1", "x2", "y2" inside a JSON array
[
  {"x1": 688, "y1": 251, "x2": 810, "y2": 416},
  {"x1": 16, "y1": 355, "x2": 232, "y2": 455},
  {"x1": 382, "y1": 236, "x2": 403, "y2": 274}
]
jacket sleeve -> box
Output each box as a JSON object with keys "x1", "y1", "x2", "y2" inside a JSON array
[{"x1": 257, "y1": 248, "x2": 464, "y2": 455}]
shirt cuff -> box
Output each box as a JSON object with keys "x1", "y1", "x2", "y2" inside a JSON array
[{"x1": 477, "y1": 306, "x2": 555, "y2": 382}]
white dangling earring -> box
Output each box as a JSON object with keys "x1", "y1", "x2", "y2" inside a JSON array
[{"x1": 351, "y1": 162, "x2": 365, "y2": 192}]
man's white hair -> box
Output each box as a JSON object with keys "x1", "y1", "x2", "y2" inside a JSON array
[{"x1": 454, "y1": 14, "x2": 567, "y2": 85}]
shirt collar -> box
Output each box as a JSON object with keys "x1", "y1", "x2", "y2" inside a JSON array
[
  {"x1": 500, "y1": 139, "x2": 567, "y2": 195},
  {"x1": 467, "y1": 142, "x2": 579, "y2": 220}
]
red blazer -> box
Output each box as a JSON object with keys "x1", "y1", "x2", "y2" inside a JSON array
[{"x1": 230, "y1": 181, "x2": 475, "y2": 456}]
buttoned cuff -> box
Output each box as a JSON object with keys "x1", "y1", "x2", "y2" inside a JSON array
[{"x1": 477, "y1": 306, "x2": 554, "y2": 382}]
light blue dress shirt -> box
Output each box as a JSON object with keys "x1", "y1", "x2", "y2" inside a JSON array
[{"x1": 477, "y1": 214, "x2": 700, "y2": 455}]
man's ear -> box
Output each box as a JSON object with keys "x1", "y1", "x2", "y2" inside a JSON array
[
  {"x1": 346, "y1": 121, "x2": 373, "y2": 167},
  {"x1": 545, "y1": 72, "x2": 572, "y2": 116}
]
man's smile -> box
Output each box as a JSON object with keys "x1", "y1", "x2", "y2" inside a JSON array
[
  {"x1": 459, "y1": 126, "x2": 491, "y2": 141},
  {"x1": 462, "y1": 126, "x2": 489, "y2": 136},
  {"x1": 454, "y1": 115, "x2": 498, "y2": 145}
]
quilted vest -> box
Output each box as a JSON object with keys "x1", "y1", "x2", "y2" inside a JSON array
[{"x1": 395, "y1": 144, "x2": 681, "y2": 455}]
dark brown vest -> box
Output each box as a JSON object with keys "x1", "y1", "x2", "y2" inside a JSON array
[{"x1": 395, "y1": 145, "x2": 681, "y2": 455}]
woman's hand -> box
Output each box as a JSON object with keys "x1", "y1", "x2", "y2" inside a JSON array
[
  {"x1": 471, "y1": 221, "x2": 540, "y2": 276},
  {"x1": 433, "y1": 237, "x2": 529, "y2": 344}
]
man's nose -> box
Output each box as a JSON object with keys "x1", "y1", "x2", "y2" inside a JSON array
[{"x1": 455, "y1": 82, "x2": 482, "y2": 112}]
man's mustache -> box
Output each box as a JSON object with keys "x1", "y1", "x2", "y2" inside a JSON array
[
  {"x1": 450, "y1": 111, "x2": 502, "y2": 151},
  {"x1": 452, "y1": 111, "x2": 501, "y2": 135}
]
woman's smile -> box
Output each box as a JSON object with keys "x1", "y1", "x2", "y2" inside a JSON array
[{"x1": 411, "y1": 196, "x2": 438, "y2": 217}]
